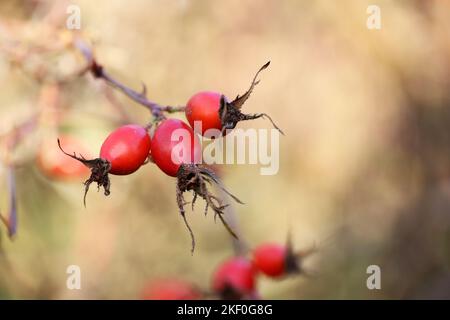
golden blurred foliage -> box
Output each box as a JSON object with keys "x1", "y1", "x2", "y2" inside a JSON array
[{"x1": 0, "y1": 0, "x2": 449, "y2": 299}]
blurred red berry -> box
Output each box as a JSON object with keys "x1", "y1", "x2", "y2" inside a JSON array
[
  {"x1": 37, "y1": 136, "x2": 90, "y2": 180},
  {"x1": 212, "y1": 257, "x2": 256, "y2": 299},
  {"x1": 151, "y1": 118, "x2": 201, "y2": 177},
  {"x1": 141, "y1": 279, "x2": 200, "y2": 300},
  {"x1": 253, "y1": 243, "x2": 287, "y2": 278},
  {"x1": 100, "y1": 124, "x2": 151, "y2": 175}
]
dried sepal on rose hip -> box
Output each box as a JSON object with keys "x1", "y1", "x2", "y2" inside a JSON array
[
  {"x1": 57, "y1": 124, "x2": 151, "y2": 206},
  {"x1": 150, "y1": 118, "x2": 242, "y2": 253},
  {"x1": 252, "y1": 235, "x2": 317, "y2": 278},
  {"x1": 185, "y1": 61, "x2": 284, "y2": 138}
]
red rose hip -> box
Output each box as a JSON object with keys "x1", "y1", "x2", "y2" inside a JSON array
[
  {"x1": 150, "y1": 119, "x2": 240, "y2": 254},
  {"x1": 185, "y1": 91, "x2": 223, "y2": 137},
  {"x1": 253, "y1": 243, "x2": 287, "y2": 278},
  {"x1": 151, "y1": 119, "x2": 201, "y2": 177},
  {"x1": 184, "y1": 62, "x2": 283, "y2": 137},
  {"x1": 100, "y1": 124, "x2": 151, "y2": 175},
  {"x1": 212, "y1": 257, "x2": 256, "y2": 299},
  {"x1": 57, "y1": 124, "x2": 151, "y2": 206}
]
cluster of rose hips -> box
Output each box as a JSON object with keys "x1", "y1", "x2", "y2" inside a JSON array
[
  {"x1": 54, "y1": 61, "x2": 282, "y2": 252},
  {"x1": 142, "y1": 241, "x2": 315, "y2": 300}
]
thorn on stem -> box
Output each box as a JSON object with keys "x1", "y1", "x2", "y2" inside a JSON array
[{"x1": 140, "y1": 82, "x2": 147, "y2": 97}]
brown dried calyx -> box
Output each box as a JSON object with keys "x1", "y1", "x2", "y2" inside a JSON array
[
  {"x1": 219, "y1": 61, "x2": 284, "y2": 135},
  {"x1": 176, "y1": 164, "x2": 243, "y2": 254},
  {"x1": 57, "y1": 139, "x2": 111, "y2": 207},
  {"x1": 284, "y1": 231, "x2": 318, "y2": 276}
]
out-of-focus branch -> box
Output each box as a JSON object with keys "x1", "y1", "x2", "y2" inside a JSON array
[
  {"x1": 74, "y1": 39, "x2": 185, "y2": 121},
  {"x1": 0, "y1": 167, "x2": 18, "y2": 239},
  {"x1": 0, "y1": 113, "x2": 40, "y2": 166},
  {"x1": 216, "y1": 174, "x2": 249, "y2": 256}
]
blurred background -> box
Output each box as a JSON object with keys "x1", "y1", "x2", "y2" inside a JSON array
[{"x1": 0, "y1": 0, "x2": 449, "y2": 299}]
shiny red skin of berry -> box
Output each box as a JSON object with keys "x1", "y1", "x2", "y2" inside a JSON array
[
  {"x1": 253, "y1": 243, "x2": 287, "y2": 278},
  {"x1": 185, "y1": 91, "x2": 223, "y2": 136},
  {"x1": 141, "y1": 279, "x2": 200, "y2": 300},
  {"x1": 151, "y1": 119, "x2": 201, "y2": 177},
  {"x1": 212, "y1": 257, "x2": 256, "y2": 297},
  {"x1": 99, "y1": 125, "x2": 151, "y2": 175}
]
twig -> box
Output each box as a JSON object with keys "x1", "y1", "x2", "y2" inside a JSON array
[{"x1": 73, "y1": 39, "x2": 185, "y2": 120}]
